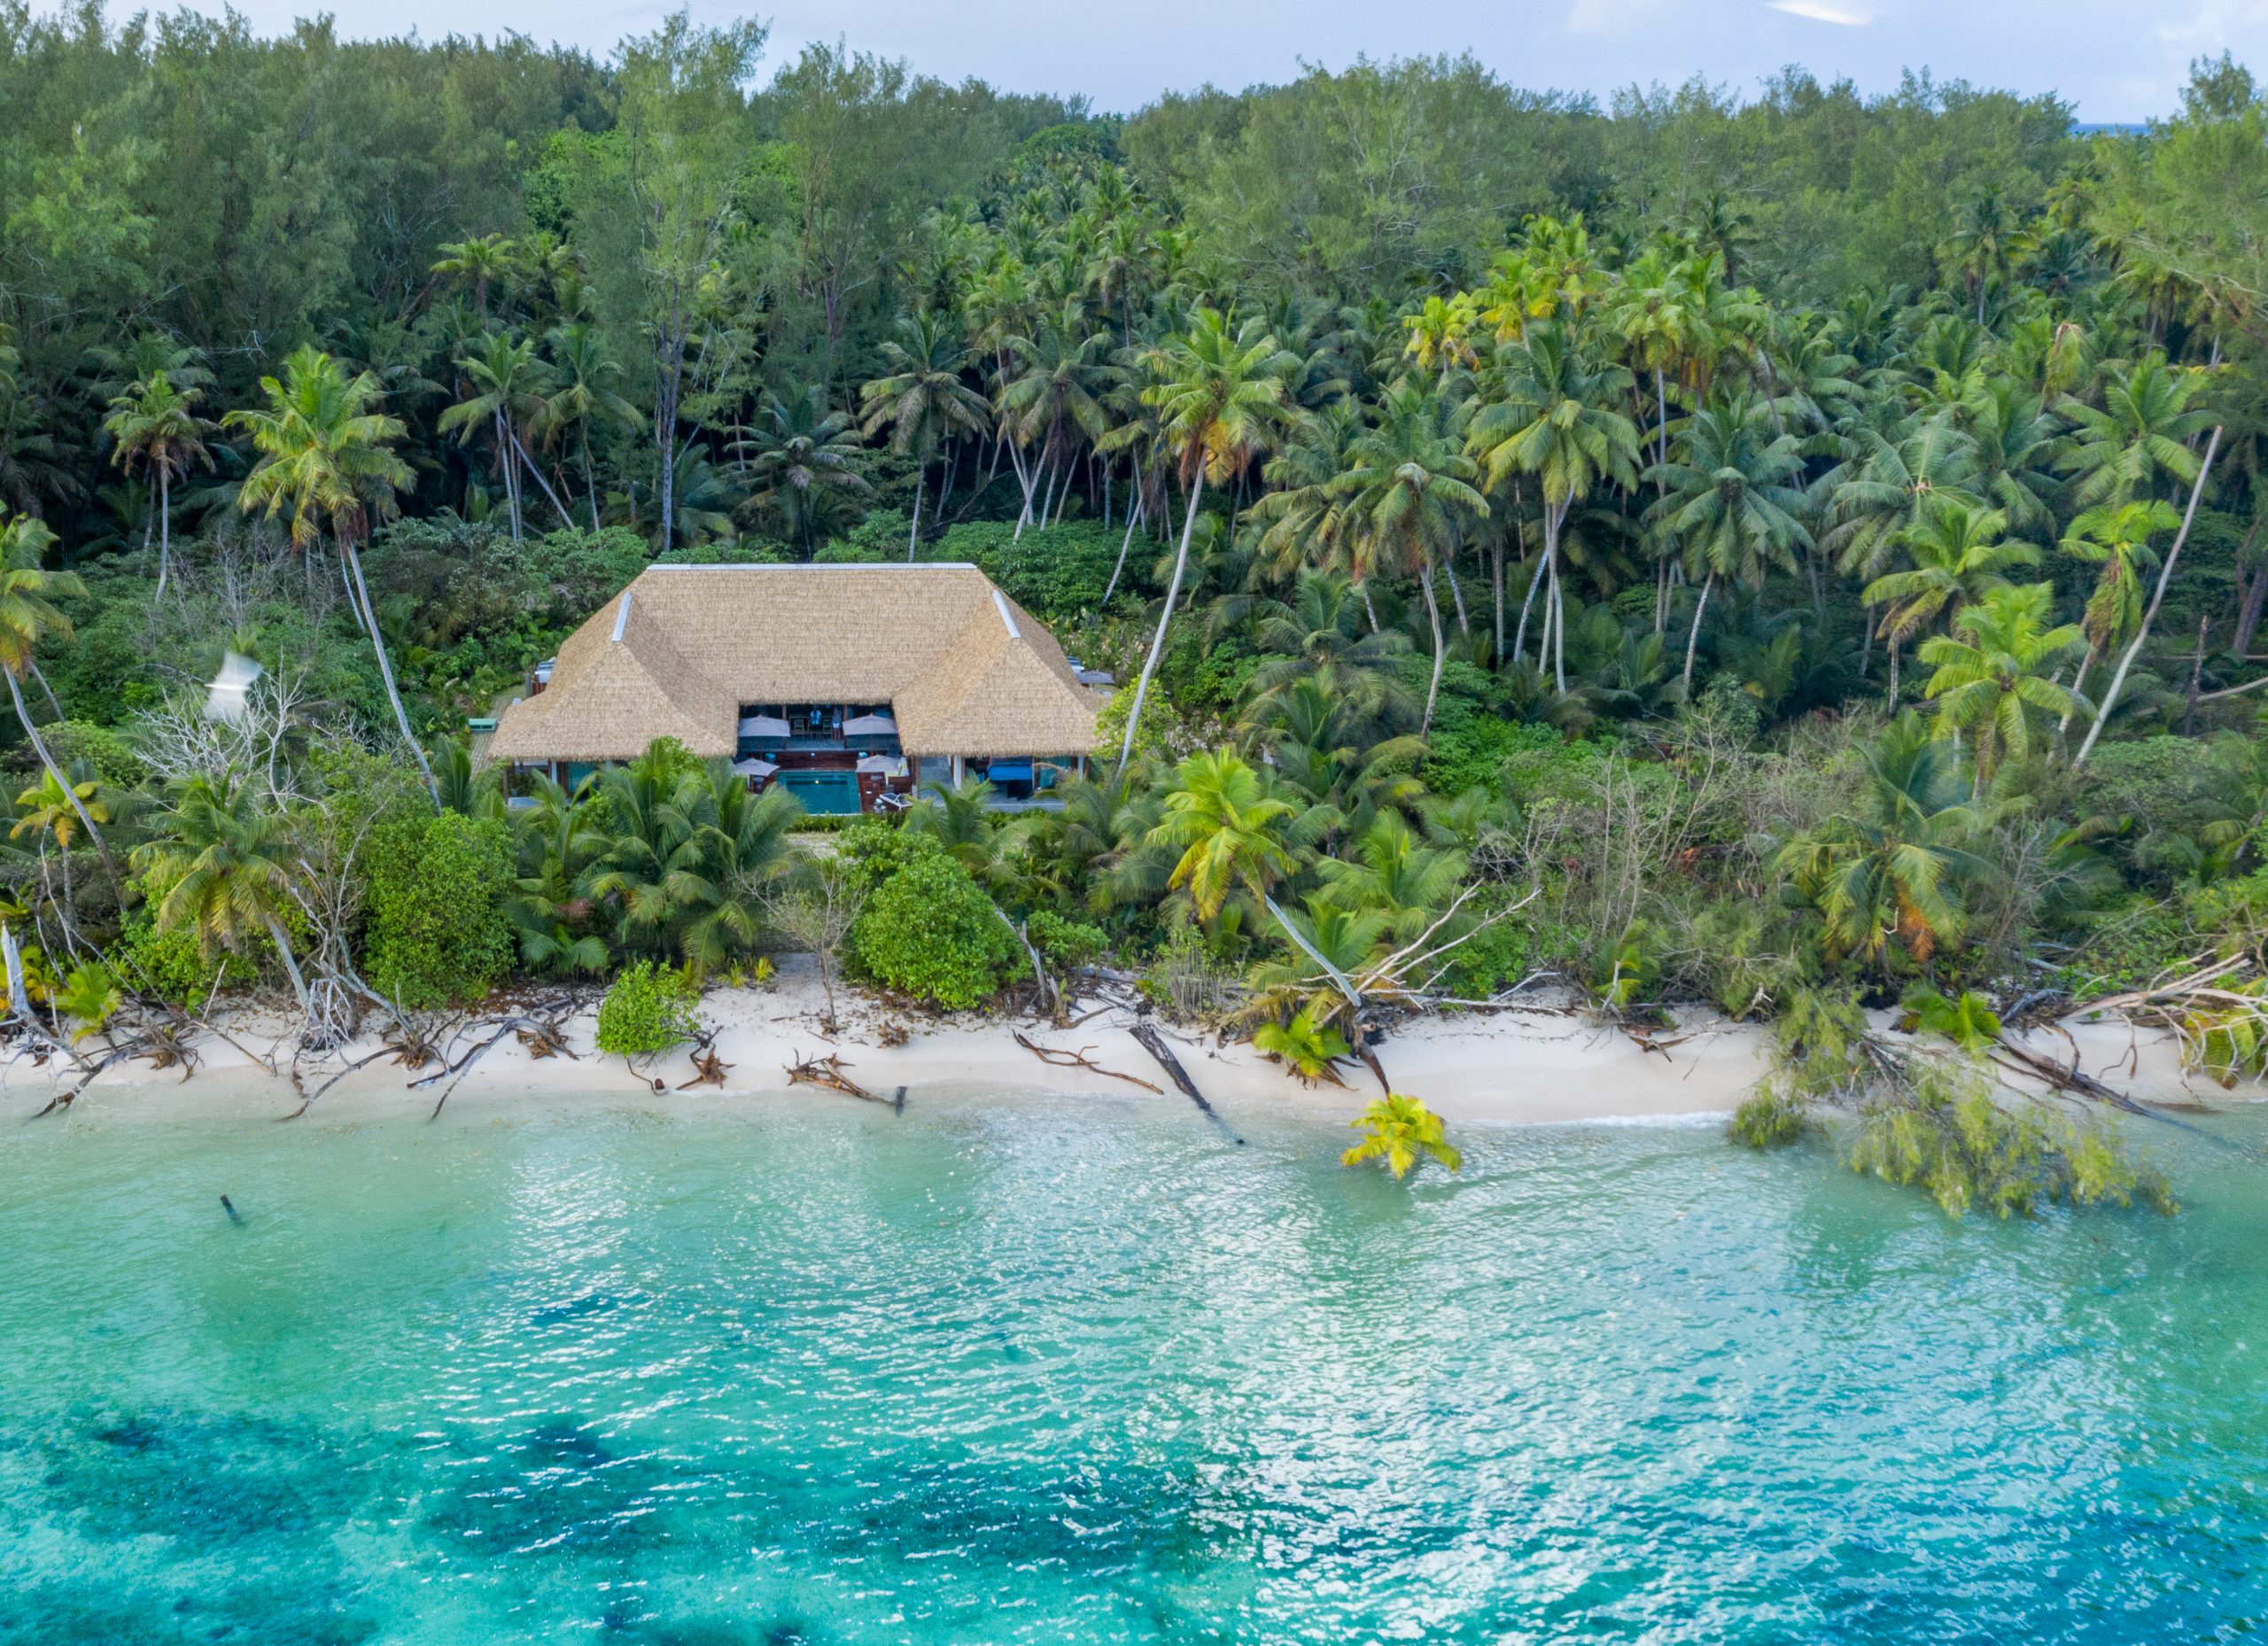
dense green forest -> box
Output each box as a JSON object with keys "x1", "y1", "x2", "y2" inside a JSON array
[{"x1": 5, "y1": 6, "x2": 2268, "y2": 1204}]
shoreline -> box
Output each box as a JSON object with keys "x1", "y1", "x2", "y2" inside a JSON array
[{"x1": 1, "y1": 960, "x2": 2234, "y2": 1130}]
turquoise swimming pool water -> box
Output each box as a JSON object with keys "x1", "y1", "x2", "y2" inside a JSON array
[{"x1": 1, "y1": 1092, "x2": 2263, "y2": 1643}]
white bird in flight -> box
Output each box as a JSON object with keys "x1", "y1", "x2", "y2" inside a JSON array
[{"x1": 204, "y1": 651, "x2": 264, "y2": 724}]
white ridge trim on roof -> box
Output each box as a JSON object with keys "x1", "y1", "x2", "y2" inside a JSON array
[
  {"x1": 610, "y1": 591, "x2": 633, "y2": 643},
  {"x1": 991, "y1": 588, "x2": 1021, "y2": 639},
  {"x1": 641, "y1": 561, "x2": 981, "y2": 572}
]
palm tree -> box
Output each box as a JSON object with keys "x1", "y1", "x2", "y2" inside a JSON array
[
  {"x1": 101, "y1": 371, "x2": 214, "y2": 602},
  {"x1": 1146, "y1": 749, "x2": 1301, "y2": 928},
  {"x1": 995, "y1": 305, "x2": 1115, "y2": 535},
  {"x1": 431, "y1": 233, "x2": 520, "y2": 320},
  {"x1": 1327, "y1": 383, "x2": 1488, "y2": 733},
  {"x1": 543, "y1": 322, "x2": 644, "y2": 530},
  {"x1": 0, "y1": 514, "x2": 112, "y2": 879},
  {"x1": 1775, "y1": 714, "x2": 1985, "y2": 973},
  {"x1": 227, "y1": 346, "x2": 432, "y2": 796},
  {"x1": 1341, "y1": 1093, "x2": 1463, "y2": 1178},
  {"x1": 2058, "y1": 353, "x2": 2214, "y2": 509},
  {"x1": 858, "y1": 311, "x2": 990, "y2": 555},
  {"x1": 13, "y1": 763, "x2": 107, "y2": 920},
  {"x1": 2060, "y1": 500, "x2": 2180, "y2": 705},
  {"x1": 1466, "y1": 322, "x2": 1641, "y2": 692},
  {"x1": 438, "y1": 331, "x2": 563, "y2": 540},
  {"x1": 1644, "y1": 394, "x2": 1812, "y2": 695},
  {"x1": 1315, "y1": 813, "x2": 1468, "y2": 945},
  {"x1": 134, "y1": 773, "x2": 313, "y2": 1017},
  {"x1": 734, "y1": 390, "x2": 872, "y2": 555},
  {"x1": 505, "y1": 776, "x2": 611, "y2": 975},
  {"x1": 1916, "y1": 582, "x2": 2088, "y2": 778},
  {"x1": 1817, "y1": 411, "x2": 1982, "y2": 586},
  {"x1": 1118, "y1": 310, "x2": 1293, "y2": 773},
  {"x1": 1861, "y1": 499, "x2": 2039, "y2": 696}
]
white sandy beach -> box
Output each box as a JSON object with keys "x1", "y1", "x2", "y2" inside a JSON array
[{"x1": 0, "y1": 958, "x2": 2233, "y2": 1130}]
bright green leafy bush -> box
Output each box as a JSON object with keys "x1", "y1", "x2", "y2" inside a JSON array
[
  {"x1": 362, "y1": 810, "x2": 516, "y2": 1008},
  {"x1": 594, "y1": 959, "x2": 701, "y2": 1056},
  {"x1": 852, "y1": 852, "x2": 1016, "y2": 1009}
]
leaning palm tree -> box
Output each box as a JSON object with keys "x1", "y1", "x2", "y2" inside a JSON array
[
  {"x1": 2059, "y1": 499, "x2": 2179, "y2": 705},
  {"x1": 227, "y1": 346, "x2": 433, "y2": 796},
  {"x1": 858, "y1": 310, "x2": 991, "y2": 555},
  {"x1": 1118, "y1": 310, "x2": 1294, "y2": 773},
  {"x1": 542, "y1": 321, "x2": 644, "y2": 530},
  {"x1": 102, "y1": 370, "x2": 214, "y2": 602},
  {"x1": 1327, "y1": 383, "x2": 1488, "y2": 733},
  {"x1": 1146, "y1": 749, "x2": 1301, "y2": 929},
  {"x1": 0, "y1": 514, "x2": 113, "y2": 880},
  {"x1": 1342, "y1": 1093, "x2": 1463, "y2": 1178},
  {"x1": 1916, "y1": 582, "x2": 2088, "y2": 779},
  {"x1": 134, "y1": 773, "x2": 314, "y2": 1018},
  {"x1": 438, "y1": 331, "x2": 563, "y2": 539}
]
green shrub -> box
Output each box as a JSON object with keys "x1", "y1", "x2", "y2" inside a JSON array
[
  {"x1": 655, "y1": 537, "x2": 792, "y2": 565},
  {"x1": 594, "y1": 959, "x2": 701, "y2": 1056},
  {"x1": 1729, "y1": 1084, "x2": 1810, "y2": 1148},
  {"x1": 1027, "y1": 909, "x2": 1107, "y2": 972},
  {"x1": 838, "y1": 814, "x2": 940, "y2": 895},
  {"x1": 852, "y1": 852, "x2": 1016, "y2": 1009},
  {"x1": 108, "y1": 907, "x2": 257, "y2": 1012},
  {"x1": 362, "y1": 811, "x2": 516, "y2": 1009}
]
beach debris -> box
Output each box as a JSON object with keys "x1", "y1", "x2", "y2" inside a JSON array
[
  {"x1": 679, "y1": 1032, "x2": 732, "y2": 1090},
  {"x1": 220, "y1": 1194, "x2": 243, "y2": 1225},
  {"x1": 383, "y1": 1013, "x2": 450, "y2": 1071},
  {"x1": 1012, "y1": 1029, "x2": 1161, "y2": 1092},
  {"x1": 875, "y1": 1020, "x2": 910, "y2": 1048},
  {"x1": 1130, "y1": 1021, "x2": 1243, "y2": 1145},
  {"x1": 785, "y1": 1051, "x2": 887, "y2": 1104}
]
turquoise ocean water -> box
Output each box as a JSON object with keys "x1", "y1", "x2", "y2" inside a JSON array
[{"x1": 1, "y1": 1091, "x2": 2264, "y2": 1643}]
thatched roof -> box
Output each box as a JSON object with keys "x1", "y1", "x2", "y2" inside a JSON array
[{"x1": 489, "y1": 563, "x2": 1106, "y2": 764}]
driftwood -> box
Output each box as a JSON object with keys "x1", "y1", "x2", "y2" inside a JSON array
[
  {"x1": 786, "y1": 1051, "x2": 889, "y2": 1104},
  {"x1": 1011, "y1": 1029, "x2": 1161, "y2": 1092},
  {"x1": 679, "y1": 1033, "x2": 732, "y2": 1090},
  {"x1": 1130, "y1": 1021, "x2": 1244, "y2": 1145}
]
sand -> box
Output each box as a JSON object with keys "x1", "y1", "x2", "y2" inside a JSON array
[{"x1": 0, "y1": 957, "x2": 2228, "y2": 1130}]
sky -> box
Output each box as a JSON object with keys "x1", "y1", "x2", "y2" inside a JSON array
[{"x1": 128, "y1": 0, "x2": 2268, "y2": 122}]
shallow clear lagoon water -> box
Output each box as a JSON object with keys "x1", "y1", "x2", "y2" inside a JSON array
[{"x1": 1, "y1": 1091, "x2": 2264, "y2": 1643}]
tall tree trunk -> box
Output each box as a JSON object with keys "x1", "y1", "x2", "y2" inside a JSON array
[
  {"x1": 339, "y1": 533, "x2": 439, "y2": 798},
  {"x1": 1117, "y1": 467, "x2": 1205, "y2": 775},
  {"x1": 6, "y1": 672, "x2": 114, "y2": 885},
  {"x1": 1681, "y1": 571, "x2": 1715, "y2": 698},
  {"x1": 1418, "y1": 562, "x2": 1447, "y2": 735},
  {"x1": 1444, "y1": 555, "x2": 1471, "y2": 635},
  {"x1": 907, "y1": 470, "x2": 924, "y2": 562},
  {"x1": 2078, "y1": 426, "x2": 2224, "y2": 768},
  {"x1": 514, "y1": 432, "x2": 575, "y2": 529},
  {"x1": 1544, "y1": 501, "x2": 1570, "y2": 694},
  {"x1": 2234, "y1": 528, "x2": 2268, "y2": 656},
  {"x1": 263, "y1": 912, "x2": 314, "y2": 1021},
  {"x1": 494, "y1": 409, "x2": 523, "y2": 540},
  {"x1": 1511, "y1": 555, "x2": 1542, "y2": 665},
  {"x1": 1102, "y1": 492, "x2": 1145, "y2": 606},
  {"x1": 1492, "y1": 535, "x2": 1504, "y2": 662},
  {"x1": 156, "y1": 469, "x2": 171, "y2": 604}
]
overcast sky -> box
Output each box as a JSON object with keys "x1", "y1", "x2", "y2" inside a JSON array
[{"x1": 135, "y1": 0, "x2": 2268, "y2": 122}]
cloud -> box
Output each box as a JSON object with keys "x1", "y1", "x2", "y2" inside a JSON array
[
  {"x1": 1767, "y1": 0, "x2": 1872, "y2": 23},
  {"x1": 2154, "y1": 0, "x2": 2268, "y2": 45}
]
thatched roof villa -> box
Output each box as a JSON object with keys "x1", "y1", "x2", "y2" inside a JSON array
[{"x1": 487, "y1": 563, "x2": 1108, "y2": 814}]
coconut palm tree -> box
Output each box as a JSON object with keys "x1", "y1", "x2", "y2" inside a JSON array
[
  {"x1": 1118, "y1": 309, "x2": 1293, "y2": 773},
  {"x1": 1644, "y1": 393, "x2": 1813, "y2": 695},
  {"x1": 734, "y1": 390, "x2": 872, "y2": 555},
  {"x1": 1342, "y1": 1093, "x2": 1463, "y2": 1178},
  {"x1": 2060, "y1": 499, "x2": 2181, "y2": 705},
  {"x1": 0, "y1": 514, "x2": 112, "y2": 879},
  {"x1": 13, "y1": 764, "x2": 107, "y2": 922},
  {"x1": 1146, "y1": 749, "x2": 1301, "y2": 928},
  {"x1": 431, "y1": 233, "x2": 520, "y2": 320},
  {"x1": 227, "y1": 346, "x2": 432, "y2": 796},
  {"x1": 101, "y1": 371, "x2": 214, "y2": 602},
  {"x1": 1775, "y1": 714, "x2": 1988, "y2": 973},
  {"x1": 2058, "y1": 353, "x2": 2215, "y2": 509},
  {"x1": 1917, "y1": 582, "x2": 2088, "y2": 779},
  {"x1": 1327, "y1": 383, "x2": 1488, "y2": 733},
  {"x1": 542, "y1": 321, "x2": 644, "y2": 530},
  {"x1": 858, "y1": 310, "x2": 991, "y2": 555},
  {"x1": 1861, "y1": 499, "x2": 2040, "y2": 696},
  {"x1": 134, "y1": 773, "x2": 313, "y2": 1017},
  {"x1": 439, "y1": 331, "x2": 563, "y2": 540},
  {"x1": 1466, "y1": 322, "x2": 1641, "y2": 692}
]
